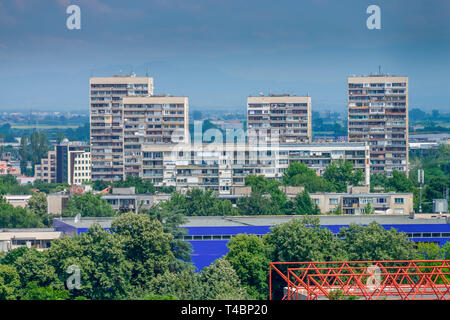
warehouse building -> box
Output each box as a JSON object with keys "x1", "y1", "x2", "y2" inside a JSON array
[{"x1": 54, "y1": 214, "x2": 450, "y2": 271}]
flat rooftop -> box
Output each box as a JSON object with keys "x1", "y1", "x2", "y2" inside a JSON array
[{"x1": 55, "y1": 214, "x2": 450, "y2": 229}]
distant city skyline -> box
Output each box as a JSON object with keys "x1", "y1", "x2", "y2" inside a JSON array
[{"x1": 0, "y1": 0, "x2": 449, "y2": 112}]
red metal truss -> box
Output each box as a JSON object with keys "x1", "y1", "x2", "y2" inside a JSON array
[{"x1": 269, "y1": 260, "x2": 450, "y2": 300}]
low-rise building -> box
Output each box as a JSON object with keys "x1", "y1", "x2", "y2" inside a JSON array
[
  {"x1": 35, "y1": 140, "x2": 90, "y2": 185},
  {"x1": 34, "y1": 149, "x2": 57, "y2": 183},
  {"x1": 101, "y1": 187, "x2": 171, "y2": 213},
  {"x1": 16, "y1": 176, "x2": 37, "y2": 185},
  {"x1": 0, "y1": 229, "x2": 62, "y2": 252},
  {"x1": 310, "y1": 191, "x2": 414, "y2": 215},
  {"x1": 47, "y1": 192, "x2": 70, "y2": 215},
  {"x1": 4, "y1": 194, "x2": 33, "y2": 208}
]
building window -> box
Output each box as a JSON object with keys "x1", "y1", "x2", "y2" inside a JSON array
[
  {"x1": 394, "y1": 198, "x2": 404, "y2": 204},
  {"x1": 329, "y1": 198, "x2": 338, "y2": 205}
]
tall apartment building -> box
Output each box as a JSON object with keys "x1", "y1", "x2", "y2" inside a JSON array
[
  {"x1": 247, "y1": 94, "x2": 311, "y2": 143},
  {"x1": 348, "y1": 75, "x2": 408, "y2": 176},
  {"x1": 122, "y1": 95, "x2": 189, "y2": 177},
  {"x1": 90, "y1": 74, "x2": 154, "y2": 181},
  {"x1": 141, "y1": 142, "x2": 370, "y2": 194}
]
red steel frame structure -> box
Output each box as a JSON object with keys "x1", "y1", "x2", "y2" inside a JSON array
[{"x1": 269, "y1": 260, "x2": 450, "y2": 300}]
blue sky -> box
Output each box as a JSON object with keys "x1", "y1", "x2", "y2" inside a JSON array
[{"x1": 0, "y1": 0, "x2": 449, "y2": 112}]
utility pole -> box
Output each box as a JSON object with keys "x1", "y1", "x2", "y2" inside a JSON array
[{"x1": 418, "y1": 169, "x2": 424, "y2": 213}]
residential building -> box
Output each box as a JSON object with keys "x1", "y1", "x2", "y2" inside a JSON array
[
  {"x1": 101, "y1": 187, "x2": 171, "y2": 213},
  {"x1": 0, "y1": 229, "x2": 62, "y2": 252},
  {"x1": 140, "y1": 142, "x2": 370, "y2": 194},
  {"x1": 0, "y1": 163, "x2": 20, "y2": 176},
  {"x1": 3, "y1": 195, "x2": 32, "y2": 208},
  {"x1": 56, "y1": 139, "x2": 90, "y2": 184},
  {"x1": 34, "y1": 140, "x2": 90, "y2": 185},
  {"x1": 122, "y1": 95, "x2": 189, "y2": 177},
  {"x1": 71, "y1": 151, "x2": 91, "y2": 185},
  {"x1": 16, "y1": 176, "x2": 36, "y2": 185},
  {"x1": 47, "y1": 192, "x2": 70, "y2": 215},
  {"x1": 34, "y1": 149, "x2": 57, "y2": 183},
  {"x1": 247, "y1": 94, "x2": 312, "y2": 144},
  {"x1": 90, "y1": 74, "x2": 154, "y2": 182},
  {"x1": 310, "y1": 191, "x2": 414, "y2": 215},
  {"x1": 348, "y1": 75, "x2": 409, "y2": 175}
]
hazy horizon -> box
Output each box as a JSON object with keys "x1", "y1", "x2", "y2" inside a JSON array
[{"x1": 0, "y1": 0, "x2": 449, "y2": 112}]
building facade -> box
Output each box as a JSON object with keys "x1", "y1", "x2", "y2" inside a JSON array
[
  {"x1": 348, "y1": 75, "x2": 409, "y2": 176},
  {"x1": 310, "y1": 191, "x2": 414, "y2": 215},
  {"x1": 122, "y1": 95, "x2": 189, "y2": 177},
  {"x1": 34, "y1": 149, "x2": 57, "y2": 183},
  {"x1": 35, "y1": 140, "x2": 90, "y2": 185},
  {"x1": 90, "y1": 74, "x2": 154, "y2": 181},
  {"x1": 140, "y1": 142, "x2": 370, "y2": 194},
  {"x1": 72, "y1": 151, "x2": 91, "y2": 185},
  {"x1": 0, "y1": 229, "x2": 62, "y2": 252},
  {"x1": 247, "y1": 94, "x2": 312, "y2": 144}
]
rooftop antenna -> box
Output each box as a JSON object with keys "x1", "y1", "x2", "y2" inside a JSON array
[{"x1": 378, "y1": 65, "x2": 382, "y2": 75}]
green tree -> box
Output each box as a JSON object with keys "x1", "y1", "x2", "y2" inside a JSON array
[
  {"x1": 112, "y1": 176, "x2": 155, "y2": 194},
  {"x1": 282, "y1": 162, "x2": 331, "y2": 193},
  {"x1": 111, "y1": 213, "x2": 175, "y2": 289},
  {"x1": 292, "y1": 190, "x2": 320, "y2": 215},
  {"x1": 199, "y1": 259, "x2": 247, "y2": 300},
  {"x1": 0, "y1": 247, "x2": 29, "y2": 266},
  {"x1": 336, "y1": 222, "x2": 419, "y2": 261},
  {"x1": 56, "y1": 131, "x2": 65, "y2": 145},
  {"x1": 237, "y1": 192, "x2": 278, "y2": 216},
  {"x1": 331, "y1": 204, "x2": 342, "y2": 215},
  {"x1": 19, "y1": 134, "x2": 29, "y2": 173},
  {"x1": 144, "y1": 205, "x2": 192, "y2": 272},
  {"x1": 225, "y1": 234, "x2": 270, "y2": 299},
  {"x1": 323, "y1": 160, "x2": 364, "y2": 193},
  {"x1": 0, "y1": 201, "x2": 43, "y2": 228},
  {"x1": 245, "y1": 175, "x2": 281, "y2": 194},
  {"x1": 364, "y1": 202, "x2": 374, "y2": 215},
  {"x1": 147, "y1": 267, "x2": 202, "y2": 300},
  {"x1": 0, "y1": 174, "x2": 32, "y2": 195},
  {"x1": 166, "y1": 189, "x2": 237, "y2": 216},
  {"x1": 265, "y1": 217, "x2": 345, "y2": 263},
  {"x1": 46, "y1": 225, "x2": 133, "y2": 300},
  {"x1": 13, "y1": 248, "x2": 61, "y2": 289},
  {"x1": 92, "y1": 180, "x2": 109, "y2": 191},
  {"x1": 27, "y1": 192, "x2": 52, "y2": 226},
  {"x1": 62, "y1": 192, "x2": 115, "y2": 217},
  {"x1": 20, "y1": 282, "x2": 70, "y2": 300},
  {"x1": 417, "y1": 242, "x2": 444, "y2": 260},
  {"x1": 0, "y1": 265, "x2": 20, "y2": 300},
  {"x1": 387, "y1": 171, "x2": 415, "y2": 193}
]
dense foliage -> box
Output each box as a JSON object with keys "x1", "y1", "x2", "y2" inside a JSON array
[
  {"x1": 0, "y1": 213, "x2": 247, "y2": 300},
  {"x1": 62, "y1": 192, "x2": 116, "y2": 217},
  {"x1": 225, "y1": 216, "x2": 421, "y2": 299},
  {"x1": 371, "y1": 145, "x2": 450, "y2": 212}
]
